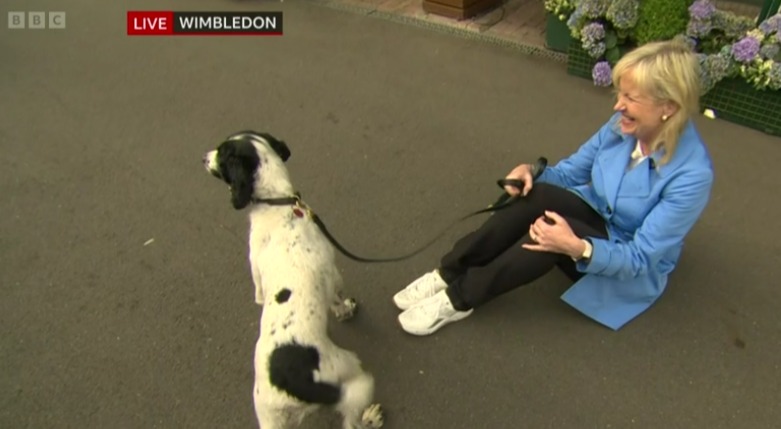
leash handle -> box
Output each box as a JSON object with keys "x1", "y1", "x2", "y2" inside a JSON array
[
  {"x1": 491, "y1": 157, "x2": 548, "y2": 208},
  {"x1": 495, "y1": 157, "x2": 548, "y2": 192}
]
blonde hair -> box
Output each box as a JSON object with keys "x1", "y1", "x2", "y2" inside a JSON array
[{"x1": 611, "y1": 40, "x2": 701, "y2": 165}]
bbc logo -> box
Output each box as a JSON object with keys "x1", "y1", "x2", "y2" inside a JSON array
[{"x1": 8, "y1": 11, "x2": 66, "y2": 29}]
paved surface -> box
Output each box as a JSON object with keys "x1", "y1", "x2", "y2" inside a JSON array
[{"x1": 2, "y1": 1, "x2": 780, "y2": 428}]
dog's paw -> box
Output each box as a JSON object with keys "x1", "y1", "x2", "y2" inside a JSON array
[
  {"x1": 361, "y1": 403, "x2": 383, "y2": 428},
  {"x1": 333, "y1": 298, "x2": 357, "y2": 322}
]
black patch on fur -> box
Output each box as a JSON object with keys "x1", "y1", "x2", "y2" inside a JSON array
[
  {"x1": 258, "y1": 132, "x2": 291, "y2": 162},
  {"x1": 275, "y1": 289, "x2": 292, "y2": 303},
  {"x1": 268, "y1": 342, "x2": 341, "y2": 405},
  {"x1": 232, "y1": 130, "x2": 291, "y2": 162},
  {"x1": 215, "y1": 139, "x2": 260, "y2": 210}
]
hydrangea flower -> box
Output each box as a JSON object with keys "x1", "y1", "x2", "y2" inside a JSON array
[
  {"x1": 712, "y1": 10, "x2": 756, "y2": 39},
  {"x1": 566, "y1": 8, "x2": 584, "y2": 37},
  {"x1": 759, "y1": 14, "x2": 781, "y2": 36},
  {"x1": 592, "y1": 61, "x2": 612, "y2": 87},
  {"x1": 606, "y1": 0, "x2": 639, "y2": 30},
  {"x1": 760, "y1": 43, "x2": 780, "y2": 60},
  {"x1": 698, "y1": 53, "x2": 732, "y2": 93},
  {"x1": 578, "y1": 0, "x2": 610, "y2": 19},
  {"x1": 580, "y1": 23, "x2": 607, "y2": 59},
  {"x1": 687, "y1": 18, "x2": 713, "y2": 38},
  {"x1": 767, "y1": 62, "x2": 781, "y2": 90},
  {"x1": 732, "y1": 36, "x2": 761, "y2": 62},
  {"x1": 581, "y1": 22, "x2": 606, "y2": 43},
  {"x1": 688, "y1": 0, "x2": 716, "y2": 21}
]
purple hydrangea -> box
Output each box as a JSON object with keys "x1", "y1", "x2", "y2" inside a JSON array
[
  {"x1": 592, "y1": 61, "x2": 612, "y2": 87},
  {"x1": 731, "y1": 36, "x2": 761, "y2": 62},
  {"x1": 759, "y1": 14, "x2": 781, "y2": 36},
  {"x1": 688, "y1": 0, "x2": 716, "y2": 20}
]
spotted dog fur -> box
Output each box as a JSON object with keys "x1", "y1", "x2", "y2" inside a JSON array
[{"x1": 203, "y1": 132, "x2": 383, "y2": 429}]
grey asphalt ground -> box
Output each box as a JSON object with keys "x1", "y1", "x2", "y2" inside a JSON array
[{"x1": 2, "y1": 1, "x2": 781, "y2": 428}]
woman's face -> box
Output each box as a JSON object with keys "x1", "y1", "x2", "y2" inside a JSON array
[{"x1": 613, "y1": 70, "x2": 672, "y2": 144}]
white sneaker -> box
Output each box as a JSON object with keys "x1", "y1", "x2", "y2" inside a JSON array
[
  {"x1": 398, "y1": 290, "x2": 473, "y2": 336},
  {"x1": 393, "y1": 270, "x2": 448, "y2": 310}
]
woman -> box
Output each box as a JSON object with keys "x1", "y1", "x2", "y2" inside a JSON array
[{"x1": 394, "y1": 39, "x2": 714, "y2": 335}]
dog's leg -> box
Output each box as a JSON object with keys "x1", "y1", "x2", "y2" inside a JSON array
[
  {"x1": 328, "y1": 270, "x2": 357, "y2": 321},
  {"x1": 254, "y1": 384, "x2": 294, "y2": 429},
  {"x1": 331, "y1": 292, "x2": 357, "y2": 322},
  {"x1": 336, "y1": 372, "x2": 384, "y2": 429},
  {"x1": 360, "y1": 403, "x2": 384, "y2": 429}
]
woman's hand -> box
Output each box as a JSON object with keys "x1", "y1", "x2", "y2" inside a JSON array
[
  {"x1": 504, "y1": 163, "x2": 535, "y2": 196},
  {"x1": 522, "y1": 211, "x2": 584, "y2": 258}
]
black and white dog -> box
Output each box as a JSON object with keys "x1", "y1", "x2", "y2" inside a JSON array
[{"x1": 203, "y1": 131, "x2": 383, "y2": 429}]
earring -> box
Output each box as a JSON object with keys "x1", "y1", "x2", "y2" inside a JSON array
[{"x1": 662, "y1": 114, "x2": 669, "y2": 121}]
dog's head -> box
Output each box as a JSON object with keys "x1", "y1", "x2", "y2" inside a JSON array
[{"x1": 203, "y1": 131, "x2": 292, "y2": 210}]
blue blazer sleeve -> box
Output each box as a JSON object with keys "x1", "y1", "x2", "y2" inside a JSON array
[{"x1": 536, "y1": 116, "x2": 616, "y2": 188}]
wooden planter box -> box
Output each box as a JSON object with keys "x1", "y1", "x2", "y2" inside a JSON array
[
  {"x1": 701, "y1": 78, "x2": 781, "y2": 137},
  {"x1": 422, "y1": 0, "x2": 502, "y2": 20},
  {"x1": 545, "y1": 13, "x2": 572, "y2": 53}
]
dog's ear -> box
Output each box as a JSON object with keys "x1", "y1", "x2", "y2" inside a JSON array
[
  {"x1": 260, "y1": 133, "x2": 291, "y2": 162},
  {"x1": 226, "y1": 157, "x2": 253, "y2": 210}
]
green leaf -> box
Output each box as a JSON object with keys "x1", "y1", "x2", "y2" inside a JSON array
[
  {"x1": 606, "y1": 47, "x2": 621, "y2": 65},
  {"x1": 605, "y1": 31, "x2": 618, "y2": 49}
]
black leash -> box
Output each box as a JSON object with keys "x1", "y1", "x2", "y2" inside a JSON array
[{"x1": 256, "y1": 158, "x2": 547, "y2": 264}]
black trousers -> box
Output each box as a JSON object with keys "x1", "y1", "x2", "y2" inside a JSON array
[{"x1": 440, "y1": 183, "x2": 609, "y2": 311}]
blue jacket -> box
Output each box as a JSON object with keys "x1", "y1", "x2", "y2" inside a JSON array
[{"x1": 537, "y1": 113, "x2": 714, "y2": 330}]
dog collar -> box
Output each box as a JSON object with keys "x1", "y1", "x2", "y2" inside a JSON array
[
  {"x1": 250, "y1": 195, "x2": 301, "y2": 206},
  {"x1": 251, "y1": 193, "x2": 313, "y2": 219}
]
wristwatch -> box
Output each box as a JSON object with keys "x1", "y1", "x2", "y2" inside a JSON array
[{"x1": 573, "y1": 239, "x2": 593, "y2": 261}]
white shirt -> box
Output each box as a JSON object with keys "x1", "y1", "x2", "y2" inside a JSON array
[{"x1": 628, "y1": 141, "x2": 649, "y2": 170}]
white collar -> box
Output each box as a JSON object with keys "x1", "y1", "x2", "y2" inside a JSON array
[{"x1": 631, "y1": 141, "x2": 648, "y2": 161}]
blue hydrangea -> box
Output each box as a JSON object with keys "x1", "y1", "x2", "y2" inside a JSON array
[
  {"x1": 581, "y1": 22, "x2": 605, "y2": 43},
  {"x1": 606, "y1": 0, "x2": 639, "y2": 30},
  {"x1": 768, "y1": 62, "x2": 781, "y2": 90},
  {"x1": 687, "y1": 18, "x2": 713, "y2": 38},
  {"x1": 713, "y1": 10, "x2": 756, "y2": 39},
  {"x1": 578, "y1": 0, "x2": 610, "y2": 19},
  {"x1": 592, "y1": 61, "x2": 612, "y2": 87},
  {"x1": 698, "y1": 53, "x2": 732, "y2": 93},
  {"x1": 587, "y1": 41, "x2": 607, "y2": 58},
  {"x1": 759, "y1": 14, "x2": 781, "y2": 36},
  {"x1": 760, "y1": 43, "x2": 780, "y2": 60},
  {"x1": 731, "y1": 36, "x2": 761, "y2": 62},
  {"x1": 581, "y1": 22, "x2": 606, "y2": 58},
  {"x1": 566, "y1": 8, "x2": 584, "y2": 35}
]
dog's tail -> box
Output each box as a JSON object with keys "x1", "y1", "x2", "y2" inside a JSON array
[{"x1": 268, "y1": 342, "x2": 341, "y2": 405}]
